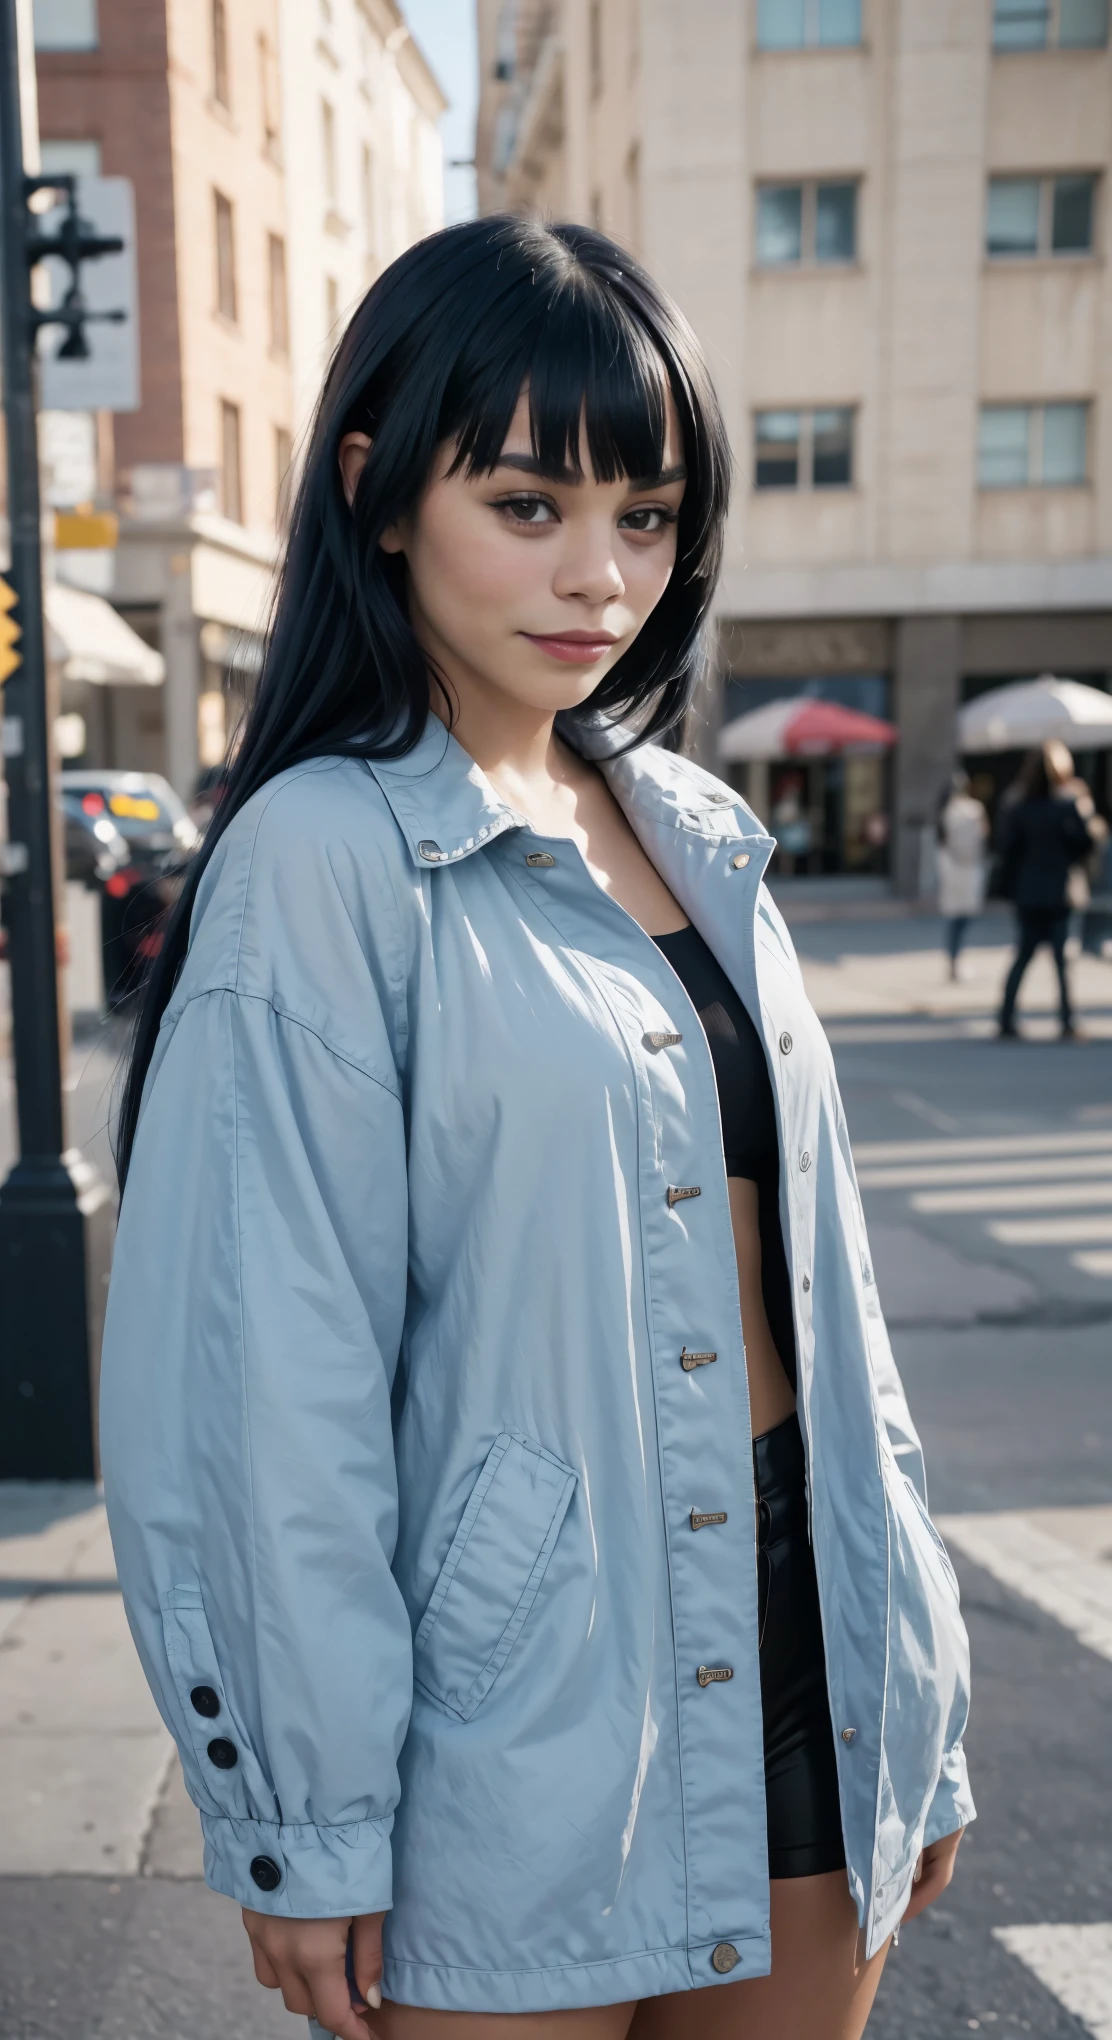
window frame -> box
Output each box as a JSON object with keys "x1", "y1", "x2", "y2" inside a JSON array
[
  {"x1": 267, "y1": 232, "x2": 289, "y2": 356},
  {"x1": 985, "y1": 172, "x2": 1098, "y2": 259},
  {"x1": 977, "y1": 400, "x2": 1090, "y2": 488},
  {"x1": 213, "y1": 189, "x2": 238, "y2": 324},
  {"x1": 220, "y1": 399, "x2": 243, "y2": 524},
  {"x1": 754, "y1": 178, "x2": 859, "y2": 268},
  {"x1": 992, "y1": 0, "x2": 1109, "y2": 48},
  {"x1": 753, "y1": 405, "x2": 856, "y2": 490},
  {"x1": 32, "y1": 0, "x2": 99, "y2": 51},
  {"x1": 756, "y1": 0, "x2": 863, "y2": 51}
]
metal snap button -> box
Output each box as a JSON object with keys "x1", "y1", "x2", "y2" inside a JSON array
[
  {"x1": 712, "y1": 1942, "x2": 740, "y2": 1974},
  {"x1": 190, "y1": 1685, "x2": 220, "y2": 1718},
  {"x1": 250, "y1": 1855, "x2": 282, "y2": 1892},
  {"x1": 667, "y1": 1184, "x2": 701, "y2": 1207},
  {"x1": 525, "y1": 850, "x2": 555, "y2": 867},
  {"x1": 696, "y1": 1664, "x2": 733, "y2": 1687},
  {"x1": 779, "y1": 1031, "x2": 793, "y2": 1054},
  {"x1": 841, "y1": 1726, "x2": 857, "y2": 1744},
  {"x1": 207, "y1": 1738, "x2": 238, "y2": 1769},
  {"x1": 801, "y1": 1274, "x2": 811, "y2": 1292},
  {"x1": 690, "y1": 1508, "x2": 728, "y2": 1530},
  {"x1": 643, "y1": 1030, "x2": 683, "y2": 1051},
  {"x1": 417, "y1": 839, "x2": 443, "y2": 862},
  {"x1": 680, "y1": 1347, "x2": 717, "y2": 1370},
  {"x1": 799, "y1": 1151, "x2": 811, "y2": 1171},
  {"x1": 710, "y1": 792, "x2": 731, "y2": 805},
  {"x1": 730, "y1": 852, "x2": 750, "y2": 869}
]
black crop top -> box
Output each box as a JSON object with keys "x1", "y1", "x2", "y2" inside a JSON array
[{"x1": 653, "y1": 923, "x2": 797, "y2": 1393}]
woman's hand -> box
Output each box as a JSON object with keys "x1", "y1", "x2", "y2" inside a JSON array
[
  {"x1": 901, "y1": 1828, "x2": 964, "y2": 1926},
  {"x1": 242, "y1": 1907, "x2": 386, "y2": 2040}
]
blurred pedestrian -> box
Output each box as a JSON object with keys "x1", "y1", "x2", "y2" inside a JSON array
[
  {"x1": 99, "y1": 218, "x2": 970, "y2": 2040},
  {"x1": 997, "y1": 741, "x2": 1095, "y2": 1039},
  {"x1": 936, "y1": 770, "x2": 989, "y2": 978}
]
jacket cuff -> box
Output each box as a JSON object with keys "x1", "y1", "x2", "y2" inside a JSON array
[
  {"x1": 200, "y1": 1810, "x2": 393, "y2": 1917},
  {"x1": 923, "y1": 1741, "x2": 976, "y2": 1847}
]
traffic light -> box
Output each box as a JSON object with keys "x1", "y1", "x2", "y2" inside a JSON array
[{"x1": 0, "y1": 573, "x2": 20, "y2": 683}]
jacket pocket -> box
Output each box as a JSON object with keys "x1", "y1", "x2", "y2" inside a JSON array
[
  {"x1": 899, "y1": 1474, "x2": 960, "y2": 1602},
  {"x1": 160, "y1": 1585, "x2": 271, "y2": 1820},
  {"x1": 413, "y1": 1432, "x2": 578, "y2": 1722}
]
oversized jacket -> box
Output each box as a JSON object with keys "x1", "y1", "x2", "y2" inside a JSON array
[{"x1": 100, "y1": 711, "x2": 974, "y2": 2014}]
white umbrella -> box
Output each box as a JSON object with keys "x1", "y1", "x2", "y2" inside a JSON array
[
  {"x1": 958, "y1": 674, "x2": 1112, "y2": 753},
  {"x1": 45, "y1": 582, "x2": 165, "y2": 686}
]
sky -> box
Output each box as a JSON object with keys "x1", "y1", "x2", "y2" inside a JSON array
[{"x1": 403, "y1": 0, "x2": 480, "y2": 226}]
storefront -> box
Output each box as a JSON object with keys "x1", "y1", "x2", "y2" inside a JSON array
[{"x1": 717, "y1": 672, "x2": 895, "y2": 878}]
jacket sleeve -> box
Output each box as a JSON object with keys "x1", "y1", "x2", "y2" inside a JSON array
[{"x1": 100, "y1": 984, "x2": 410, "y2": 1918}]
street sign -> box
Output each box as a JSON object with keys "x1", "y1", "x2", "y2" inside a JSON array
[
  {"x1": 0, "y1": 573, "x2": 20, "y2": 682},
  {"x1": 37, "y1": 175, "x2": 139, "y2": 411},
  {"x1": 54, "y1": 508, "x2": 118, "y2": 548}
]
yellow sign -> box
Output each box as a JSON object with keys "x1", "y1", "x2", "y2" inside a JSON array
[
  {"x1": 109, "y1": 793, "x2": 160, "y2": 822},
  {"x1": 54, "y1": 509, "x2": 119, "y2": 550},
  {"x1": 0, "y1": 576, "x2": 21, "y2": 685}
]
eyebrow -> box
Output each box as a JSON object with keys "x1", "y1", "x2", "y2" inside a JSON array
[{"x1": 494, "y1": 454, "x2": 688, "y2": 489}]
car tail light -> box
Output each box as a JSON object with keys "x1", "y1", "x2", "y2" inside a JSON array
[{"x1": 81, "y1": 791, "x2": 106, "y2": 816}]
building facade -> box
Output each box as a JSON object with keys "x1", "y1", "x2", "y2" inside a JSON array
[
  {"x1": 33, "y1": 0, "x2": 443, "y2": 800},
  {"x1": 476, "y1": 0, "x2": 1112, "y2": 891}
]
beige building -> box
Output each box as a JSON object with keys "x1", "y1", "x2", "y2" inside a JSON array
[
  {"x1": 477, "y1": 0, "x2": 1112, "y2": 891},
  {"x1": 34, "y1": 0, "x2": 443, "y2": 801}
]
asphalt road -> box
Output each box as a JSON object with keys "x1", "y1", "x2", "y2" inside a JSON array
[{"x1": 2, "y1": 919, "x2": 1111, "y2": 2038}]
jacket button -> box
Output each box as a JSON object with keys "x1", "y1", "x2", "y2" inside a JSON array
[
  {"x1": 207, "y1": 1738, "x2": 239, "y2": 1769},
  {"x1": 801, "y1": 1274, "x2": 811, "y2": 1292},
  {"x1": 250, "y1": 1856, "x2": 282, "y2": 1891},
  {"x1": 190, "y1": 1685, "x2": 220, "y2": 1718},
  {"x1": 710, "y1": 792, "x2": 731, "y2": 804},
  {"x1": 525, "y1": 850, "x2": 555, "y2": 867},
  {"x1": 730, "y1": 852, "x2": 750, "y2": 869},
  {"x1": 779, "y1": 1031, "x2": 793, "y2": 1054},
  {"x1": 696, "y1": 1664, "x2": 733, "y2": 1687},
  {"x1": 417, "y1": 839, "x2": 443, "y2": 862},
  {"x1": 712, "y1": 1942, "x2": 740, "y2": 1973},
  {"x1": 643, "y1": 1030, "x2": 683, "y2": 1051},
  {"x1": 841, "y1": 1726, "x2": 857, "y2": 1744},
  {"x1": 667, "y1": 1184, "x2": 701, "y2": 1207},
  {"x1": 799, "y1": 1151, "x2": 811, "y2": 1171}
]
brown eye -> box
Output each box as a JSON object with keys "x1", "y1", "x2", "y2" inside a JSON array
[{"x1": 619, "y1": 506, "x2": 675, "y2": 533}]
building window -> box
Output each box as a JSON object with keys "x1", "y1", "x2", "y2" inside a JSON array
[
  {"x1": 986, "y1": 174, "x2": 1097, "y2": 256},
  {"x1": 32, "y1": 0, "x2": 98, "y2": 50},
  {"x1": 39, "y1": 139, "x2": 102, "y2": 178},
  {"x1": 275, "y1": 426, "x2": 294, "y2": 532},
  {"x1": 214, "y1": 191, "x2": 237, "y2": 322},
  {"x1": 321, "y1": 99, "x2": 338, "y2": 211},
  {"x1": 977, "y1": 402, "x2": 1088, "y2": 487},
  {"x1": 220, "y1": 400, "x2": 243, "y2": 522},
  {"x1": 361, "y1": 145, "x2": 376, "y2": 265},
  {"x1": 756, "y1": 180, "x2": 857, "y2": 265},
  {"x1": 589, "y1": 0, "x2": 603, "y2": 93},
  {"x1": 992, "y1": 0, "x2": 1108, "y2": 47},
  {"x1": 325, "y1": 274, "x2": 340, "y2": 342},
  {"x1": 259, "y1": 32, "x2": 281, "y2": 160},
  {"x1": 212, "y1": 0, "x2": 230, "y2": 107},
  {"x1": 267, "y1": 234, "x2": 288, "y2": 355},
  {"x1": 757, "y1": 0, "x2": 861, "y2": 50},
  {"x1": 754, "y1": 407, "x2": 854, "y2": 488}
]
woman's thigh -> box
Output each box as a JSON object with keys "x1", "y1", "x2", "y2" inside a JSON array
[
  {"x1": 372, "y1": 1999, "x2": 636, "y2": 2040},
  {"x1": 626, "y1": 1873, "x2": 888, "y2": 2040}
]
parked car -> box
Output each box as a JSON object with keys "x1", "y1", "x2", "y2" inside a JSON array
[{"x1": 60, "y1": 770, "x2": 201, "y2": 1010}]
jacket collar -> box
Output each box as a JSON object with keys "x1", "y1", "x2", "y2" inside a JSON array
[{"x1": 366, "y1": 711, "x2": 770, "y2": 871}]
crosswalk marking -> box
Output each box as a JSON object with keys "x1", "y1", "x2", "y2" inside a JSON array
[
  {"x1": 989, "y1": 1215, "x2": 1112, "y2": 1246},
  {"x1": 1075, "y1": 1251, "x2": 1112, "y2": 1277},
  {"x1": 853, "y1": 1131, "x2": 1112, "y2": 1166},
  {"x1": 858, "y1": 1152, "x2": 1112, "y2": 1191},
  {"x1": 912, "y1": 1181, "x2": 1112, "y2": 1215},
  {"x1": 994, "y1": 1924, "x2": 1112, "y2": 2038},
  {"x1": 937, "y1": 1510, "x2": 1112, "y2": 1666}
]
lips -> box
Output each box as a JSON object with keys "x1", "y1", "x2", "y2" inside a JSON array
[{"x1": 522, "y1": 632, "x2": 620, "y2": 665}]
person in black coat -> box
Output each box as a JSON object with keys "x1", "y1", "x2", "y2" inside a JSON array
[{"x1": 997, "y1": 741, "x2": 1095, "y2": 1039}]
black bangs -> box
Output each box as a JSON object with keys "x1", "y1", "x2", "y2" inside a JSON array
[
  {"x1": 445, "y1": 264, "x2": 670, "y2": 487},
  {"x1": 116, "y1": 216, "x2": 732, "y2": 1186}
]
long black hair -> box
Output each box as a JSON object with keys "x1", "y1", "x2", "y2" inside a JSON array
[{"x1": 115, "y1": 215, "x2": 732, "y2": 1185}]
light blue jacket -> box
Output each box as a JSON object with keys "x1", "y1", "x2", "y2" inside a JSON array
[{"x1": 101, "y1": 713, "x2": 973, "y2": 2014}]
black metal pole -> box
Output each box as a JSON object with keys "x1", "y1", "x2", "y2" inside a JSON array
[{"x1": 0, "y1": 0, "x2": 107, "y2": 1480}]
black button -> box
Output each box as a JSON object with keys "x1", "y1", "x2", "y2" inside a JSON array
[
  {"x1": 250, "y1": 1855, "x2": 282, "y2": 1892},
  {"x1": 207, "y1": 1738, "x2": 239, "y2": 1769},
  {"x1": 190, "y1": 1685, "x2": 220, "y2": 1718}
]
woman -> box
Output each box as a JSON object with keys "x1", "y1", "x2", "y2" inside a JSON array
[
  {"x1": 936, "y1": 771, "x2": 989, "y2": 978},
  {"x1": 998, "y1": 741, "x2": 1095, "y2": 1039},
  {"x1": 101, "y1": 219, "x2": 972, "y2": 2040}
]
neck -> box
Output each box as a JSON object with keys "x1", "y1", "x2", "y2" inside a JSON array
[{"x1": 427, "y1": 673, "x2": 592, "y2": 813}]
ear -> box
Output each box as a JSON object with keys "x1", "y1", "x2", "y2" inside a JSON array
[{"x1": 338, "y1": 431, "x2": 372, "y2": 508}]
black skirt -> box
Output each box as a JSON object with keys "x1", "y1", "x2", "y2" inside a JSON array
[{"x1": 753, "y1": 1414, "x2": 847, "y2": 1879}]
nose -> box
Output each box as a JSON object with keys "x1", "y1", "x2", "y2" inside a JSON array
[{"x1": 552, "y1": 517, "x2": 625, "y2": 608}]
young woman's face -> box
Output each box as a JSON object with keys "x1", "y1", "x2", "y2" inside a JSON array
[{"x1": 342, "y1": 387, "x2": 687, "y2": 719}]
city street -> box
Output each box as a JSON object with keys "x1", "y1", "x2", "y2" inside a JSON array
[{"x1": 1, "y1": 910, "x2": 1112, "y2": 2038}]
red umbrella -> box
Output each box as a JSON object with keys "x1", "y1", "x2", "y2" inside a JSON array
[{"x1": 718, "y1": 697, "x2": 898, "y2": 761}]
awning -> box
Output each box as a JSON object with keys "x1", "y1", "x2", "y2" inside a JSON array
[
  {"x1": 958, "y1": 674, "x2": 1112, "y2": 753},
  {"x1": 45, "y1": 581, "x2": 165, "y2": 686},
  {"x1": 718, "y1": 697, "x2": 898, "y2": 761}
]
